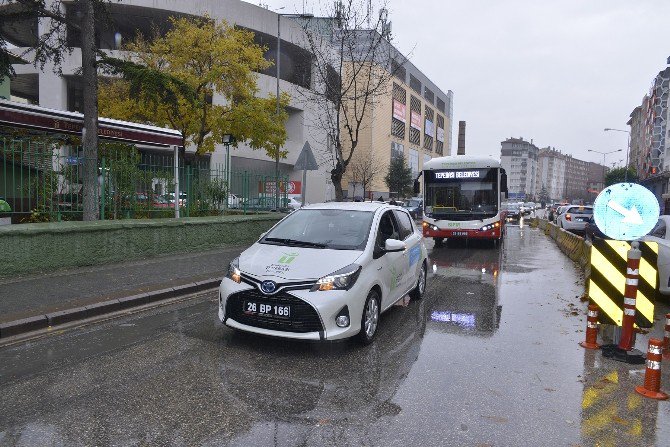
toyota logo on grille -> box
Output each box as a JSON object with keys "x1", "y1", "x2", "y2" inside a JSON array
[{"x1": 260, "y1": 280, "x2": 277, "y2": 294}]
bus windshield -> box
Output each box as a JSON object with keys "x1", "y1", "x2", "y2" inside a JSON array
[{"x1": 425, "y1": 168, "x2": 498, "y2": 220}]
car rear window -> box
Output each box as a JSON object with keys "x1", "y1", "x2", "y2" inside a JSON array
[{"x1": 567, "y1": 206, "x2": 593, "y2": 215}]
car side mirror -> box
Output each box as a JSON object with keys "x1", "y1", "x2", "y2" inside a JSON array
[
  {"x1": 385, "y1": 239, "x2": 406, "y2": 252},
  {"x1": 413, "y1": 179, "x2": 420, "y2": 195}
]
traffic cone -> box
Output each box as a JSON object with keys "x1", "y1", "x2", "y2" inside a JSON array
[
  {"x1": 663, "y1": 313, "x2": 670, "y2": 361},
  {"x1": 635, "y1": 338, "x2": 669, "y2": 400},
  {"x1": 580, "y1": 304, "x2": 600, "y2": 350}
]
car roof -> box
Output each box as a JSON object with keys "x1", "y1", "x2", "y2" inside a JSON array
[{"x1": 302, "y1": 202, "x2": 400, "y2": 213}]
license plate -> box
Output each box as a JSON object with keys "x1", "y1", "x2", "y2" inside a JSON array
[
  {"x1": 576, "y1": 218, "x2": 586, "y2": 222},
  {"x1": 452, "y1": 231, "x2": 469, "y2": 236},
  {"x1": 243, "y1": 300, "x2": 291, "y2": 318}
]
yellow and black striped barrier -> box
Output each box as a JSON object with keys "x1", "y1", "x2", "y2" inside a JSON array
[{"x1": 588, "y1": 239, "x2": 658, "y2": 328}]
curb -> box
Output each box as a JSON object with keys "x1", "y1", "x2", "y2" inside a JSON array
[{"x1": 0, "y1": 278, "x2": 221, "y2": 339}]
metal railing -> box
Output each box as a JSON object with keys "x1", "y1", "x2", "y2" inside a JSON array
[{"x1": 0, "y1": 138, "x2": 289, "y2": 223}]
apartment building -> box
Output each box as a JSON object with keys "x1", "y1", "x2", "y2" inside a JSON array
[{"x1": 500, "y1": 137, "x2": 539, "y2": 200}]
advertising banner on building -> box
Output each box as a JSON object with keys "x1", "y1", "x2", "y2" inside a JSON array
[
  {"x1": 425, "y1": 119, "x2": 434, "y2": 138},
  {"x1": 392, "y1": 100, "x2": 406, "y2": 123},
  {"x1": 436, "y1": 127, "x2": 445, "y2": 143},
  {"x1": 410, "y1": 111, "x2": 422, "y2": 130},
  {"x1": 259, "y1": 180, "x2": 301, "y2": 195}
]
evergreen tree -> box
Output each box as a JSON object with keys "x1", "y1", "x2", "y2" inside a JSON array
[{"x1": 384, "y1": 156, "x2": 413, "y2": 198}]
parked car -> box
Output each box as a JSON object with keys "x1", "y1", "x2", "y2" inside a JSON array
[
  {"x1": 403, "y1": 198, "x2": 423, "y2": 219},
  {"x1": 644, "y1": 216, "x2": 670, "y2": 295},
  {"x1": 219, "y1": 202, "x2": 428, "y2": 344},
  {"x1": 553, "y1": 205, "x2": 571, "y2": 224},
  {"x1": 228, "y1": 193, "x2": 241, "y2": 209},
  {"x1": 556, "y1": 205, "x2": 593, "y2": 233},
  {"x1": 548, "y1": 202, "x2": 568, "y2": 221},
  {"x1": 584, "y1": 215, "x2": 608, "y2": 241},
  {"x1": 287, "y1": 197, "x2": 303, "y2": 210}
]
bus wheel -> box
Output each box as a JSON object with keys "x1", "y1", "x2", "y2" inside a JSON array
[{"x1": 434, "y1": 238, "x2": 444, "y2": 247}]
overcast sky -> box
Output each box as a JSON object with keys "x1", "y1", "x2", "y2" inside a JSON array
[{"x1": 250, "y1": 0, "x2": 670, "y2": 165}]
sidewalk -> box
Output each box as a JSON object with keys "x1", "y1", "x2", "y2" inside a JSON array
[{"x1": 0, "y1": 246, "x2": 243, "y2": 324}]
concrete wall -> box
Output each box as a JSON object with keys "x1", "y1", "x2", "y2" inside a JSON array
[{"x1": 0, "y1": 214, "x2": 281, "y2": 277}]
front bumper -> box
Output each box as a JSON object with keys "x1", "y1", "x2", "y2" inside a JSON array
[{"x1": 218, "y1": 278, "x2": 365, "y2": 341}]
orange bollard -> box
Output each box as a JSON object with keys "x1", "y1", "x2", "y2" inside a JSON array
[
  {"x1": 635, "y1": 338, "x2": 669, "y2": 400},
  {"x1": 663, "y1": 313, "x2": 670, "y2": 361},
  {"x1": 580, "y1": 304, "x2": 600, "y2": 350},
  {"x1": 618, "y1": 242, "x2": 641, "y2": 351}
]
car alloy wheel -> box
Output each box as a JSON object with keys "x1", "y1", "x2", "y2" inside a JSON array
[
  {"x1": 359, "y1": 290, "x2": 380, "y2": 344},
  {"x1": 410, "y1": 263, "x2": 426, "y2": 300}
]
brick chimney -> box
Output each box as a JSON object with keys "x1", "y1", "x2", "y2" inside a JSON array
[{"x1": 457, "y1": 121, "x2": 466, "y2": 155}]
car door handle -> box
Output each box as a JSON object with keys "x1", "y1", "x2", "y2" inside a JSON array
[{"x1": 377, "y1": 266, "x2": 383, "y2": 271}]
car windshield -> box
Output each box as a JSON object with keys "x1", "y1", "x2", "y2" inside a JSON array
[{"x1": 261, "y1": 209, "x2": 375, "y2": 250}]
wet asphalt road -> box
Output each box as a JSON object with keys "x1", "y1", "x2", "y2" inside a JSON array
[{"x1": 2, "y1": 223, "x2": 670, "y2": 446}]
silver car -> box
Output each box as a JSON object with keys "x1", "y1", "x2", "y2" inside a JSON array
[{"x1": 557, "y1": 205, "x2": 593, "y2": 233}]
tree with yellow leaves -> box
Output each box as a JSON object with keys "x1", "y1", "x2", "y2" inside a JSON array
[{"x1": 99, "y1": 16, "x2": 289, "y2": 156}]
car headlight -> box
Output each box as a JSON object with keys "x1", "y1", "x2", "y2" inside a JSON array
[
  {"x1": 311, "y1": 264, "x2": 362, "y2": 291},
  {"x1": 228, "y1": 257, "x2": 241, "y2": 283}
]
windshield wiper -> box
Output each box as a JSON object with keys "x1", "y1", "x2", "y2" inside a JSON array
[{"x1": 263, "y1": 237, "x2": 327, "y2": 248}]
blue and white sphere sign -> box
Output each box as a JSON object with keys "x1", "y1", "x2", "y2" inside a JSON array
[{"x1": 593, "y1": 182, "x2": 660, "y2": 241}]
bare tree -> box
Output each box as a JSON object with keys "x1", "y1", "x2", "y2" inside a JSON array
[
  {"x1": 298, "y1": 0, "x2": 405, "y2": 201},
  {"x1": 349, "y1": 149, "x2": 381, "y2": 200}
]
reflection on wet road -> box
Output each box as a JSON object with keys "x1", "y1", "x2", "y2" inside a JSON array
[{"x1": 1, "y1": 224, "x2": 669, "y2": 446}]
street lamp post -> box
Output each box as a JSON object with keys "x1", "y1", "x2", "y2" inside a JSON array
[
  {"x1": 604, "y1": 128, "x2": 631, "y2": 181},
  {"x1": 275, "y1": 10, "x2": 313, "y2": 211},
  {"x1": 588, "y1": 148, "x2": 622, "y2": 189}
]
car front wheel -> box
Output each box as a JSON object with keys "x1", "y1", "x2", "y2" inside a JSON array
[
  {"x1": 410, "y1": 262, "x2": 426, "y2": 300},
  {"x1": 358, "y1": 289, "x2": 381, "y2": 345}
]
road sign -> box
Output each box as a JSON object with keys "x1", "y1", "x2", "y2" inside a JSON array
[
  {"x1": 588, "y1": 239, "x2": 658, "y2": 327},
  {"x1": 294, "y1": 141, "x2": 318, "y2": 171},
  {"x1": 593, "y1": 183, "x2": 659, "y2": 241}
]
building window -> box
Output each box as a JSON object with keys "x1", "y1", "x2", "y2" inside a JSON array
[
  {"x1": 409, "y1": 148, "x2": 419, "y2": 178},
  {"x1": 423, "y1": 86, "x2": 434, "y2": 104},
  {"x1": 409, "y1": 74, "x2": 421, "y2": 95},
  {"x1": 424, "y1": 105, "x2": 434, "y2": 151},
  {"x1": 409, "y1": 95, "x2": 421, "y2": 146},
  {"x1": 391, "y1": 59, "x2": 406, "y2": 83},
  {"x1": 436, "y1": 97, "x2": 446, "y2": 114},
  {"x1": 66, "y1": 76, "x2": 83, "y2": 113},
  {"x1": 391, "y1": 141, "x2": 404, "y2": 160},
  {"x1": 392, "y1": 83, "x2": 406, "y2": 139},
  {"x1": 436, "y1": 114, "x2": 445, "y2": 155}
]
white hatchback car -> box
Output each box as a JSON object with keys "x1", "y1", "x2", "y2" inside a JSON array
[
  {"x1": 218, "y1": 202, "x2": 428, "y2": 344},
  {"x1": 644, "y1": 215, "x2": 670, "y2": 295}
]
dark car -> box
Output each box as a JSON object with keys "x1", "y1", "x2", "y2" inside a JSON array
[
  {"x1": 402, "y1": 198, "x2": 423, "y2": 219},
  {"x1": 584, "y1": 215, "x2": 608, "y2": 241},
  {"x1": 505, "y1": 203, "x2": 521, "y2": 220}
]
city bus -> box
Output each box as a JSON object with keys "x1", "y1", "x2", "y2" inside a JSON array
[{"x1": 416, "y1": 155, "x2": 508, "y2": 246}]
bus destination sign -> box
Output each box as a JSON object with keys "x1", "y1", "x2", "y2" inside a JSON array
[{"x1": 431, "y1": 170, "x2": 483, "y2": 181}]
